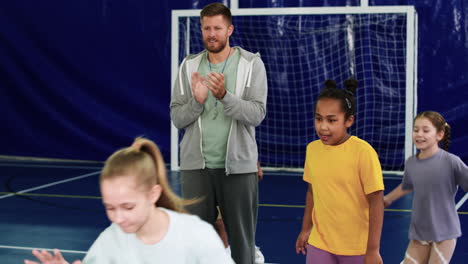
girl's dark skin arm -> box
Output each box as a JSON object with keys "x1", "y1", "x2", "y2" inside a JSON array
[
  {"x1": 365, "y1": 190, "x2": 384, "y2": 264},
  {"x1": 295, "y1": 184, "x2": 314, "y2": 255}
]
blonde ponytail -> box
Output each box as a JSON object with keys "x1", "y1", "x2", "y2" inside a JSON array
[{"x1": 101, "y1": 137, "x2": 195, "y2": 213}]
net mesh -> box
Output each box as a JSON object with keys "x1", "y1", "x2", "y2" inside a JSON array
[{"x1": 177, "y1": 13, "x2": 409, "y2": 171}]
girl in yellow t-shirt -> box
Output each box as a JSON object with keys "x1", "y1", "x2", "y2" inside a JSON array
[{"x1": 295, "y1": 79, "x2": 385, "y2": 264}]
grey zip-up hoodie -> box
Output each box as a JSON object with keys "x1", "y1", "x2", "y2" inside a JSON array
[{"x1": 170, "y1": 47, "x2": 268, "y2": 175}]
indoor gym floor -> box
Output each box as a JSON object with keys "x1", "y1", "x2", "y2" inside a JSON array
[{"x1": 0, "y1": 158, "x2": 467, "y2": 263}]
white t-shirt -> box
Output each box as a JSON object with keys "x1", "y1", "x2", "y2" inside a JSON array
[{"x1": 82, "y1": 208, "x2": 234, "y2": 264}]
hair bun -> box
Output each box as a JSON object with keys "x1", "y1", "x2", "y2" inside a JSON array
[
  {"x1": 324, "y1": 79, "x2": 337, "y2": 90},
  {"x1": 343, "y1": 79, "x2": 358, "y2": 95}
]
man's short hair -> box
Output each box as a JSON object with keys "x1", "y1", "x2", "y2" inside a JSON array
[{"x1": 200, "y1": 3, "x2": 232, "y2": 25}]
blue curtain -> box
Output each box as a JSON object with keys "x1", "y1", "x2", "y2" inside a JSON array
[{"x1": 1, "y1": 0, "x2": 467, "y2": 164}]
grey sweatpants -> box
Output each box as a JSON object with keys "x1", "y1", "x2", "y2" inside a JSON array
[{"x1": 181, "y1": 168, "x2": 258, "y2": 264}]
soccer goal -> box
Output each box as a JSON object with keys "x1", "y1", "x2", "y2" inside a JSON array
[{"x1": 171, "y1": 6, "x2": 418, "y2": 174}]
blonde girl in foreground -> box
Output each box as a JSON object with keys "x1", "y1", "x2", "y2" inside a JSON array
[{"x1": 25, "y1": 138, "x2": 233, "y2": 264}]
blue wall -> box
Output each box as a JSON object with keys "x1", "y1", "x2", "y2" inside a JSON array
[{"x1": 1, "y1": 0, "x2": 467, "y2": 164}]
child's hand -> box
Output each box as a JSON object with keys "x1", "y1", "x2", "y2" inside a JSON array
[
  {"x1": 24, "y1": 249, "x2": 82, "y2": 264},
  {"x1": 364, "y1": 250, "x2": 383, "y2": 264},
  {"x1": 295, "y1": 230, "x2": 311, "y2": 255},
  {"x1": 383, "y1": 196, "x2": 392, "y2": 208}
]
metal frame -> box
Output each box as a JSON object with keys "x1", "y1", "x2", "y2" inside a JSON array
[{"x1": 171, "y1": 6, "x2": 418, "y2": 174}]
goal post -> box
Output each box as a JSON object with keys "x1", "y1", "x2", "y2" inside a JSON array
[{"x1": 171, "y1": 6, "x2": 418, "y2": 174}]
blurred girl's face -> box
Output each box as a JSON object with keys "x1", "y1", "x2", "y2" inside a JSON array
[
  {"x1": 101, "y1": 176, "x2": 158, "y2": 234},
  {"x1": 314, "y1": 98, "x2": 354, "y2": 146},
  {"x1": 413, "y1": 117, "x2": 444, "y2": 152}
]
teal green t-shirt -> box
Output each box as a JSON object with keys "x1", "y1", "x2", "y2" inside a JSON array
[{"x1": 198, "y1": 48, "x2": 240, "y2": 168}]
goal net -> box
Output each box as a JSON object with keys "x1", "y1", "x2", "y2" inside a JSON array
[{"x1": 171, "y1": 6, "x2": 417, "y2": 173}]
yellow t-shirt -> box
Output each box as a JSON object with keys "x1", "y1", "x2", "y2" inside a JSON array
[{"x1": 303, "y1": 136, "x2": 384, "y2": 255}]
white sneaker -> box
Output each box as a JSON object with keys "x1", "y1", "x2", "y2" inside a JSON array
[{"x1": 254, "y1": 246, "x2": 265, "y2": 263}]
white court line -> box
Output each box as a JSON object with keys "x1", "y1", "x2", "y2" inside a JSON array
[
  {"x1": 456, "y1": 192, "x2": 468, "y2": 210},
  {"x1": 0, "y1": 244, "x2": 86, "y2": 254},
  {"x1": 0, "y1": 163, "x2": 102, "y2": 170},
  {"x1": 0, "y1": 170, "x2": 101, "y2": 200},
  {"x1": 383, "y1": 176, "x2": 404, "y2": 180},
  {"x1": 0, "y1": 245, "x2": 280, "y2": 263}
]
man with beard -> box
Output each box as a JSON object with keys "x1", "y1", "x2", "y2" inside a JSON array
[{"x1": 170, "y1": 3, "x2": 268, "y2": 264}]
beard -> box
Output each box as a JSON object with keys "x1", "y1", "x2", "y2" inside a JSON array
[{"x1": 203, "y1": 37, "x2": 228, "y2": 53}]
